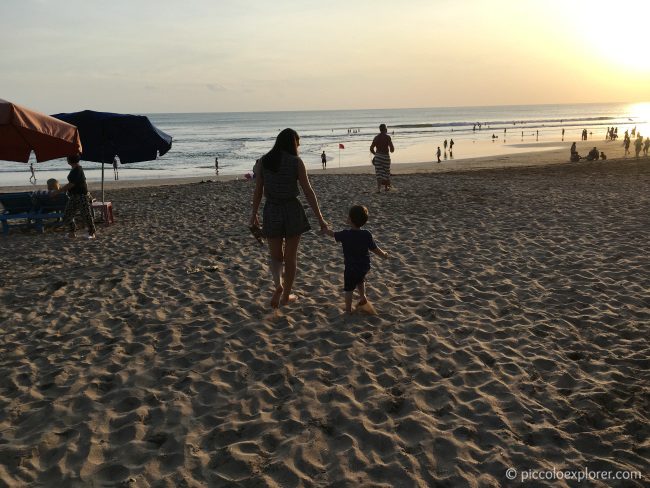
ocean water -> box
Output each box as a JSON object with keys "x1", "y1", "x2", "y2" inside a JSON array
[{"x1": 1, "y1": 102, "x2": 648, "y2": 186}]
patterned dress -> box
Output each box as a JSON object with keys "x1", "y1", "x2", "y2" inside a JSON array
[{"x1": 261, "y1": 153, "x2": 311, "y2": 238}]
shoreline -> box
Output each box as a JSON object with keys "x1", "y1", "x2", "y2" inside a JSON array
[{"x1": 0, "y1": 140, "x2": 626, "y2": 192}]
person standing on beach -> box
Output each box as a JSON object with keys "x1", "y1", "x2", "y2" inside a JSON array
[
  {"x1": 55, "y1": 155, "x2": 97, "y2": 239},
  {"x1": 443, "y1": 139, "x2": 448, "y2": 151},
  {"x1": 634, "y1": 137, "x2": 642, "y2": 158},
  {"x1": 249, "y1": 128, "x2": 328, "y2": 308},
  {"x1": 113, "y1": 157, "x2": 119, "y2": 180},
  {"x1": 215, "y1": 156, "x2": 219, "y2": 175},
  {"x1": 321, "y1": 150, "x2": 327, "y2": 170},
  {"x1": 562, "y1": 128, "x2": 565, "y2": 141},
  {"x1": 29, "y1": 163, "x2": 36, "y2": 185},
  {"x1": 643, "y1": 137, "x2": 649, "y2": 157},
  {"x1": 370, "y1": 123, "x2": 394, "y2": 193},
  {"x1": 449, "y1": 139, "x2": 454, "y2": 152},
  {"x1": 436, "y1": 146, "x2": 442, "y2": 163}
]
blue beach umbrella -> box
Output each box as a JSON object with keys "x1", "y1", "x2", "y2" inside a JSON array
[{"x1": 51, "y1": 110, "x2": 173, "y2": 202}]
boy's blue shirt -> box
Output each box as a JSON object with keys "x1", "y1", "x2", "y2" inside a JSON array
[{"x1": 334, "y1": 228, "x2": 378, "y2": 272}]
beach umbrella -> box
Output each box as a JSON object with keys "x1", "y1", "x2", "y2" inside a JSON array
[
  {"x1": 51, "y1": 110, "x2": 172, "y2": 202},
  {"x1": 0, "y1": 99, "x2": 82, "y2": 163}
]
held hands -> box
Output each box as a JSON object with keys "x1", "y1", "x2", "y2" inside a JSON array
[
  {"x1": 320, "y1": 222, "x2": 329, "y2": 232},
  {"x1": 319, "y1": 219, "x2": 330, "y2": 235}
]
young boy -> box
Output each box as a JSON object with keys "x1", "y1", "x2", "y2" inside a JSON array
[{"x1": 323, "y1": 205, "x2": 388, "y2": 313}]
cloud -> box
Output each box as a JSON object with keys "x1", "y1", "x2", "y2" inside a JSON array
[{"x1": 206, "y1": 83, "x2": 226, "y2": 92}]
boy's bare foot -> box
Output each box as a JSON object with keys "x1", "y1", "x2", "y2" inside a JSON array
[
  {"x1": 280, "y1": 294, "x2": 297, "y2": 306},
  {"x1": 271, "y1": 285, "x2": 283, "y2": 309},
  {"x1": 357, "y1": 300, "x2": 377, "y2": 315},
  {"x1": 357, "y1": 297, "x2": 368, "y2": 307}
]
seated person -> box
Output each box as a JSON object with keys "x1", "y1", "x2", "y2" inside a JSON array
[
  {"x1": 586, "y1": 147, "x2": 599, "y2": 161},
  {"x1": 600, "y1": 151, "x2": 607, "y2": 160},
  {"x1": 31, "y1": 178, "x2": 61, "y2": 198},
  {"x1": 30, "y1": 179, "x2": 65, "y2": 219},
  {"x1": 570, "y1": 152, "x2": 581, "y2": 162}
]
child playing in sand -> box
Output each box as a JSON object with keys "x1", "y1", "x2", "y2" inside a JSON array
[{"x1": 322, "y1": 205, "x2": 388, "y2": 313}]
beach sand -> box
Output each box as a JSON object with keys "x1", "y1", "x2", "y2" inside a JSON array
[{"x1": 0, "y1": 146, "x2": 648, "y2": 486}]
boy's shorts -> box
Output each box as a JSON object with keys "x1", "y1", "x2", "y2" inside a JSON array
[{"x1": 344, "y1": 268, "x2": 368, "y2": 292}]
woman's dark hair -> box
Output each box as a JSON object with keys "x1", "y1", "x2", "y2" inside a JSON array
[{"x1": 261, "y1": 128, "x2": 299, "y2": 172}]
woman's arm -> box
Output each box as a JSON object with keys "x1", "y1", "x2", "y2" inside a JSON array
[
  {"x1": 249, "y1": 168, "x2": 264, "y2": 227},
  {"x1": 297, "y1": 159, "x2": 328, "y2": 230}
]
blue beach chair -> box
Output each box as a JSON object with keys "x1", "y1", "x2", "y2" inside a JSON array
[{"x1": 0, "y1": 192, "x2": 35, "y2": 236}]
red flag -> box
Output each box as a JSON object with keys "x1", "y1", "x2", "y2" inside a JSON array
[{"x1": 339, "y1": 143, "x2": 345, "y2": 149}]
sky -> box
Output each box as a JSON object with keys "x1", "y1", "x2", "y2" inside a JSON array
[{"x1": 1, "y1": 0, "x2": 649, "y2": 114}]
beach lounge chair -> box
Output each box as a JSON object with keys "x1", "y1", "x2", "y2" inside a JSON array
[
  {"x1": 0, "y1": 192, "x2": 36, "y2": 236},
  {"x1": 0, "y1": 191, "x2": 69, "y2": 235},
  {"x1": 32, "y1": 192, "x2": 68, "y2": 233}
]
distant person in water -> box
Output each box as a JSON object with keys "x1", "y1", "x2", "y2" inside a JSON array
[
  {"x1": 214, "y1": 156, "x2": 219, "y2": 175},
  {"x1": 370, "y1": 124, "x2": 394, "y2": 193},
  {"x1": 321, "y1": 150, "x2": 327, "y2": 169}
]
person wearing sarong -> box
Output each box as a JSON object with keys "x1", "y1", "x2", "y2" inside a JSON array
[{"x1": 370, "y1": 123, "x2": 394, "y2": 193}]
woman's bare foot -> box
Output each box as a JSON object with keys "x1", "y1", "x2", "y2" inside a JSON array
[
  {"x1": 271, "y1": 285, "x2": 283, "y2": 309},
  {"x1": 280, "y1": 293, "x2": 297, "y2": 306}
]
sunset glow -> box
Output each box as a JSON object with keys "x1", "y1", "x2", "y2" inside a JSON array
[{"x1": 0, "y1": 0, "x2": 648, "y2": 113}]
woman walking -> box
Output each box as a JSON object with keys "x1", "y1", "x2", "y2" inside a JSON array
[
  {"x1": 250, "y1": 128, "x2": 328, "y2": 308},
  {"x1": 56, "y1": 155, "x2": 97, "y2": 239},
  {"x1": 370, "y1": 123, "x2": 394, "y2": 192}
]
